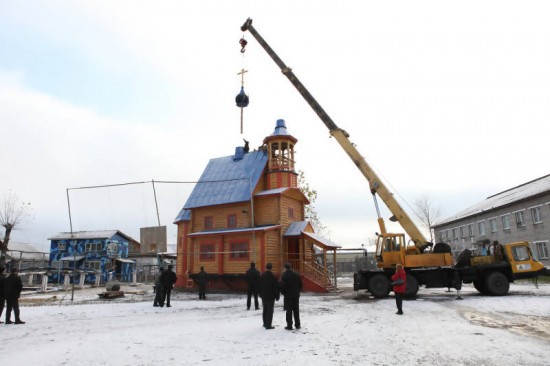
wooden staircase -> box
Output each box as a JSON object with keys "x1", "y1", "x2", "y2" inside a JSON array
[{"x1": 301, "y1": 261, "x2": 335, "y2": 293}]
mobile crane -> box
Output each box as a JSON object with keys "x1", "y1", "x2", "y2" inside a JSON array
[{"x1": 240, "y1": 18, "x2": 549, "y2": 297}]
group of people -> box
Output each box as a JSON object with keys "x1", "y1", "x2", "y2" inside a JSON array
[
  {"x1": 153, "y1": 264, "x2": 177, "y2": 307},
  {"x1": 246, "y1": 261, "x2": 303, "y2": 330},
  {"x1": 0, "y1": 266, "x2": 25, "y2": 325},
  {"x1": 3, "y1": 261, "x2": 405, "y2": 326},
  {"x1": 154, "y1": 265, "x2": 209, "y2": 307}
]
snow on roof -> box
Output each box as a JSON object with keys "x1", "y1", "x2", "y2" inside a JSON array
[
  {"x1": 283, "y1": 222, "x2": 340, "y2": 249},
  {"x1": 284, "y1": 221, "x2": 309, "y2": 236},
  {"x1": 303, "y1": 231, "x2": 341, "y2": 249},
  {"x1": 6, "y1": 241, "x2": 44, "y2": 253},
  {"x1": 48, "y1": 230, "x2": 137, "y2": 242},
  {"x1": 437, "y1": 174, "x2": 550, "y2": 226},
  {"x1": 255, "y1": 187, "x2": 288, "y2": 196}
]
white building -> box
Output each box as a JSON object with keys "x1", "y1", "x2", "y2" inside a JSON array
[{"x1": 433, "y1": 174, "x2": 550, "y2": 267}]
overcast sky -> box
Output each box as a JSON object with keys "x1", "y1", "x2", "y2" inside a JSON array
[{"x1": 1, "y1": 1, "x2": 549, "y2": 252}]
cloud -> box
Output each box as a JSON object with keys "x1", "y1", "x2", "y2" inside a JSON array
[{"x1": 2, "y1": 1, "x2": 550, "y2": 250}]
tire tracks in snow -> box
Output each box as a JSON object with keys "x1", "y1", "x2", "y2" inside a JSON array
[{"x1": 456, "y1": 307, "x2": 550, "y2": 343}]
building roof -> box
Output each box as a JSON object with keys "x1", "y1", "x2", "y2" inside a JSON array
[
  {"x1": 48, "y1": 230, "x2": 138, "y2": 243},
  {"x1": 436, "y1": 174, "x2": 550, "y2": 226},
  {"x1": 6, "y1": 241, "x2": 44, "y2": 253},
  {"x1": 303, "y1": 232, "x2": 341, "y2": 250},
  {"x1": 6, "y1": 242, "x2": 47, "y2": 260},
  {"x1": 58, "y1": 255, "x2": 86, "y2": 261},
  {"x1": 174, "y1": 208, "x2": 191, "y2": 223},
  {"x1": 263, "y1": 119, "x2": 298, "y2": 144},
  {"x1": 284, "y1": 221, "x2": 309, "y2": 236},
  {"x1": 180, "y1": 149, "x2": 268, "y2": 213},
  {"x1": 283, "y1": 222, "x2": 340, "y2": 249},
  {"x1": 256, "y1": 187, "x2": 310, "y2": 203}
]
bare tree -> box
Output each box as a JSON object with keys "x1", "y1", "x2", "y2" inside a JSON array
[
  {"x1": 298, "y1": 170, "x2": 329, "y2": 237},
  {"x1": 413, "y1": 194, "x2": 441, "y2": 244},
  {"x1": 0, "y1": 192, "x2": 33, "y2": 267}
]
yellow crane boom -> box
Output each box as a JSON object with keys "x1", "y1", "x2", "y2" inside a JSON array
[{"x1": 241, "y1": 18, "x2": 429, "y2": 249}]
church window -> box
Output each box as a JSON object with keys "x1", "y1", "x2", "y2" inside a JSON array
[
  {"x1": 227, "y1": 214, "x2": 237, "y2": 228},
  {"x1": 200, "y1": 243, "x2": 215, "y2": 261},
  {"x1": 229, "y1": 241, "x2": 249, "y2": 260},
  {"x1": 204, "y1": 216, "x2": 213, "y2": 230}
]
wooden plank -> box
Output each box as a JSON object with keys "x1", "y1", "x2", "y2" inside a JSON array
[{"x1": 98, "y1": 291, "x2": 125, "y2": 299}]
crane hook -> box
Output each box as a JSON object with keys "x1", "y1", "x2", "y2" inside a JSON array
[{"x1": 239, "y1": 38, "x2": 248, "y2": 53}]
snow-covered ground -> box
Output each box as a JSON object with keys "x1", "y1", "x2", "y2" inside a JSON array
[{"x1": 2, "y1": 277, "x2": 549, "y2": 366}]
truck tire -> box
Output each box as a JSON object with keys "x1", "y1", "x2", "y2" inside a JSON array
[
  {"x1": 368, "y1": 274, "x2": 391, "y2": 298},
  {"x1": 485, "y1": 272, "x2": 509, "y2": 296},
  {"x1": 404, "y1": 274, "x2": 419, "y2": 298},
  {"x1": 473, "y1": 280, "x2": 487, "y2": 295}
]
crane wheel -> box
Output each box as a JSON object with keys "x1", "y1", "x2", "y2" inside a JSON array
[
  {"x1": 404, "y1": 274, "x2": 419, "y2": 298},
  {"x1": 485, "y1": 272, "x2": 509, "y2": 296},
  {"x1": 367, "y1": 274, "x2": 391, "y2": 298},
  {"x1": 473, "y1": 280, "x2": 487, "y2": 294}
]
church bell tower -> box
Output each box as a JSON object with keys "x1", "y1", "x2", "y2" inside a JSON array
[{"x1": 263, "y1": 119, "x2": 298, "y2": 189}]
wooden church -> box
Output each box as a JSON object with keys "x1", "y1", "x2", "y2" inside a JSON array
[{"x1": 174, "y1": 119, "x2": 340, "y2": 292}]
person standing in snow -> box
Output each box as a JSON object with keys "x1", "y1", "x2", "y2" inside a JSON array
[
  {"x1": 279, "y1": 262, "x2": 302, "y2": 330},
  {"x1": 153, "y1": 267, "x2": 164, "y2": 307},
  {"x1": 391, "y1": 264, "x2": 407, "y2": 315},
  {"x1": 4, "y1": 267, "x2": 24, "y2": 324},
  {"x1": 245, "y1": 262, "x2": 260, "y2": 310},
  {"x1": 196, "y1": 266, "x2": 208, "y2": 300},
  {"x1": 0, "y1": 267, "x2": 6, "y2": 323},
  {"x1": 259, "y1": 263, "x2": 279, "y2": 329},
  {"x1": 160, "y1": 264, "x2": 177, "y2": 307}
]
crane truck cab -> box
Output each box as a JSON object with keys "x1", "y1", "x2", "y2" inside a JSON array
[
  {"x1": 457, "y1": 241, "x2": 550, "y2": 296},
  {"x1": 375, "y1": 232, "x2": 454, "y2": 270}
]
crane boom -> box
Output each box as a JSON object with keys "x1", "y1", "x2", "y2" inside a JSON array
[{"x1": 241, "y1": 18, "x2": 429, "y2": 248}]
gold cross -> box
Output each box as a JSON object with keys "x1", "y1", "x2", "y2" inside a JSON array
[{"x1": 237, "y1": 68, "x2": 248, "y2": 86}]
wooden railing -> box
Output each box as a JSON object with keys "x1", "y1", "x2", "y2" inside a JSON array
[
  {"x1": 288, "y1": 259, "x2": 301, "y2": 271},
  {"x1": 287, "y1": 258, "x2": 334, "y2": 289},
  {"x1": 303, "y1": 261, "x2": 333, "y2": 288}
]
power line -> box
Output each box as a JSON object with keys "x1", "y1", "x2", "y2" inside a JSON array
[{"x1": 67, "y1": 178, "x2": 250, "y2": 191}]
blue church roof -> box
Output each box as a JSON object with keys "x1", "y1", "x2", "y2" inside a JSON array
[
  {"x1": 174, "y1": 208, "x2": 191, "y2": 223},
  {"x1": 177, "y1": 149, "x2": 268, "y2": 217},
  {"x1": 271, "y1": 119, "x2": 290, "y2": 136}
]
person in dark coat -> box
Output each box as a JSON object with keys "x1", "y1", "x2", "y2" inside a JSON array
[
  {"x1": 258, "y1": 263, "x2": 279, "y2": 329},
  {"x1": 391, "y1": 263, "x2": 407, "y2": 315},
  {"x1": 4, "y1": 267, "x2": 24, "y2": 324},
  {"x1": 279, "y1": 262, "x2": 302, "y2": 330},
  {"x1": 245, "y1": 262, "x2": 260, "y2": 310},
  {"x1": 196, "y1": 266, "x2": 208, "y2": 300},
  {"x1": 160, "y1": 264, "x2": 177, "y2": 307},
  {"x1": 0, "y1": 267, "x2": 6, "y2": 323},
  {"x1": 153, "y1": 267, "x2": 164, "y2": 307}
]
